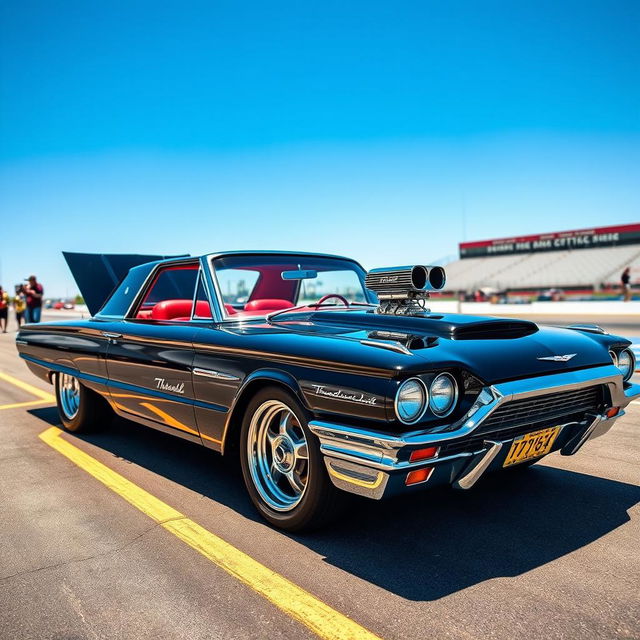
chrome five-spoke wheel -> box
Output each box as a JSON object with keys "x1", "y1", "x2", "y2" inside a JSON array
[
  {"x1": 247, "y1": 399, "x2": 309, "y2": 512},
  {"x1": 59, "y1": 373, "x2": 81, "y2": 420}
]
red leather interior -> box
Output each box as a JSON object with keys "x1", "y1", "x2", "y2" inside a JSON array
[
  {"x1": 244, "y1": 298, "x2": 292, "y2": 311},
  {"x1": 142, "y1": 298, "x2": 291, "y2": 321},
  {"x1": 151, "y1": 299, "x2": 192, "y2": 320},
  {"x1": 195, "y1": 301, "x2": 213, "y2": 317},
  {"x1": 248, "y1": 268, "x2": 297, "y2": 302},
  {"x1": 150, "y1": 299, "x2": 213, "y2": 320}
]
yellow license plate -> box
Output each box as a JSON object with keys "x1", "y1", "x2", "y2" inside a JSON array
[{"x1": 503, "y1": 426, "x2": 561, "y2": 467}]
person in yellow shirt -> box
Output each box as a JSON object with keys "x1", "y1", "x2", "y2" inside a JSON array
[
  {"x1": 14, "y1": 285, "x2": 26, "y2": 328},
  {"x1": 0, "y1": 286, "x2": 9, "y2": 333}
]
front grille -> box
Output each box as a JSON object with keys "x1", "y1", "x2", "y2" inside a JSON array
[
  {"x1": 440, "y1": 385, "x2": 603, "y2": 456},
  {"x1": 476, "y1": 386, "x2": 601, "y2": 435}
]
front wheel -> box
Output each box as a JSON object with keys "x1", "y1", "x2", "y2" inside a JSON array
[
  {"x1": 239, "y1": 386, "x2": 345, "y2": 531},
  {"x1": 55, "y1": 372, "x2": 108, "y2": 433}
]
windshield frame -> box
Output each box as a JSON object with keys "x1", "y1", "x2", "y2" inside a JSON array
[{"x1": 206, "y1": 251, "x2": 374, "y2": 322}]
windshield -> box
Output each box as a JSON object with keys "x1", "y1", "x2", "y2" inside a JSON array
[{"x1": 211, "y1": 254, "x2": 371, "y2": 319}]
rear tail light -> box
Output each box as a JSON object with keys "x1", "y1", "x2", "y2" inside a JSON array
[{"x1": 405, "y1": 467, "x2": 434, "y2": 486}]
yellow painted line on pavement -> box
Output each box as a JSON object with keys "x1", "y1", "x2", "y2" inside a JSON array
[
  {"x1": 39, "y1": 427, "x2": 182, "y2": 522},
  {"x1": 0, "y1": 370, "x2": 56, "y2": 402},
  {"x1": 39, "y1": 426, "x2": 381, "y2": 640},
  {"x1": 0, "y1": 399, "x2": 52, "y2": 411},
  {"x1": 0, "y1": 370, "x2": 55, "y2": 410}
]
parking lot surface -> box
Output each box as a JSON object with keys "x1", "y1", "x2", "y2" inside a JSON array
[{"x1": 1, "y1": 316, "x2": 639, "y2": 640}]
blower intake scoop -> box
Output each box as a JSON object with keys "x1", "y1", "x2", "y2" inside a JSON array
[{"x1": 365, "y1": 265, "x2": 446, "y2": 316}]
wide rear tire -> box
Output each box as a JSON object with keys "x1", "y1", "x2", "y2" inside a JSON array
[
  {"x1": 239, "y1": 386, "x2": 346, "y2": 532},
  {"x1": 55, "y1": 372, "x2": 109, "y2": 433}
]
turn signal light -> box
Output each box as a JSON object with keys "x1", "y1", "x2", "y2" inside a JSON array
[
  {"x1": 405, "y1": 467, "x2": 434, "y2": 486},
  {"x1": 606, "y1": 407, "x2": 620, "y2": 418},
  {"x1": 409, "y1": 446, "x2": 439, "y2": 463}
]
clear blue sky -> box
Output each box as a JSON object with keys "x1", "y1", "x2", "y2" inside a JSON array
[{"x1": 1, "y1": 0, "x2": 638, "y2": 296}]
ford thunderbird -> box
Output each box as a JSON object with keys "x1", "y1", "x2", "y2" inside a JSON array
[{"x1": 16, "y1": 251, "x2": 640, "y2": 530}]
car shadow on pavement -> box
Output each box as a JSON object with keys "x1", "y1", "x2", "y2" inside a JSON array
[
  {"x1": 30, "y1": 407, "x2": 260, "y2": 522},
  {"x1": 30, "y1": 406, "x2": 640, "y2": 601}
]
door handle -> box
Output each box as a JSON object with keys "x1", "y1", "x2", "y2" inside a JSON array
[
  {"x1": 193, "y1": 367, "x2": 240, "y2": 381},
  {"x1": 101, "y1": 331, "x2": 122, "y2": 343}
]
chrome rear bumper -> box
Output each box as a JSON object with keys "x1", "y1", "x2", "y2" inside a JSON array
[{"x1": 309, "y1": 365, "x2": 640, "y2": 499}]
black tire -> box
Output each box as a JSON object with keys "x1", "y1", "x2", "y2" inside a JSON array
[
  {"x1": 239, "y1": 386, "x2": 346, "y2": 532},
  {"x1": 54, "y1": 372, "x2": 109, "y2": 433}
]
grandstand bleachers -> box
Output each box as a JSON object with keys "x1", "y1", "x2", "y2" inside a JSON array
[{"x1": 444, "y1": 244, "x2": 640, "y2": 292}]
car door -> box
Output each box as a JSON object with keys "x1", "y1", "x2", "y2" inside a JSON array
[
  {"x1": 104, "y1": 261, "x2": 201, "y2": 441},
  {"x1": 191, "y1": 324, "x2": 245, "y2": 451},
  {"x1": 186, "y1": 263, "x2": 242, "y2": 451}
]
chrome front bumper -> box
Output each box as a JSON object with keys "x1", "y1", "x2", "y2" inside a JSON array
[{"x1": 309, "y1": 365, "x2": 640, "y2": 499}]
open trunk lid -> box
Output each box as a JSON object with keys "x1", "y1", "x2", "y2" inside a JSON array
[{"x1": 63, "y1": 251, "x2": 186, "y2": 316}]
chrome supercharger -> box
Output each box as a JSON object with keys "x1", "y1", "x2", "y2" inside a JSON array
[{"x1": 365, "y1": 265, "x2": 446, "y2": 315}]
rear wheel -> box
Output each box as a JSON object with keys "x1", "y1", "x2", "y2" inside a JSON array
[
  {"x1": 55, "y1": 372, "x2": 108, "y2": 433},
  {"x1": 239, "y1": 386, "x2": 345, "y2": 531}
]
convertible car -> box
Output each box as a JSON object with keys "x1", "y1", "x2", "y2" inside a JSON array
[{"x1": 16, "y1": 251, "x2": 639, "y2": 531}]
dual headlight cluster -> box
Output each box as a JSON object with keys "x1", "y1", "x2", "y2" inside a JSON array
[
  {"x1": 395, "y1": 373, "x2": 458, "y2": 424},
  {"x1": 610, "y1": 348, "x2": 636, "y2": 381}
]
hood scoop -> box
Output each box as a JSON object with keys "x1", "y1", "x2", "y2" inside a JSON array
[
  {"x1": 308, "y1": 310, "x2": 538, "y2": 340},
  {"x1": 361, "y1": 331, "x2": 439, "y2": 354},
  {"x1": 452, "y1": 320, "x2": 538, "y2": 340}
]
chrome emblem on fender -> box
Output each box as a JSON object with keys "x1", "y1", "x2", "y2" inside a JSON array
[
  {"x1": 311, "y1": 384, "x2": 377, "y2": 406},
  {"x1": 537, "y1": 353, "x2": 577, "y2": 362},
  {"x1": 154, "y1": 377, "x2": 185, "y2": 394}
]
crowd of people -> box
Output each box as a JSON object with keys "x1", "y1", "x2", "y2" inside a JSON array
[{"x1": 0, "y1": 275, "x2": 43, "y2": 333}]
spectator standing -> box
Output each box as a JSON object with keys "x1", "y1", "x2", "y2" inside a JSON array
[
  {"x1": 14, "y1": 285, "x2": 26, "y2": 328},
  {"x1": 0, "y1": 286, "x2": 9, "y2": 333},
  {"x1": 24, "y1": 275, "x2": 44, "y2": 323},
  {"x1": 621, "y1": 267, "x2": 632, "y2": 302}
]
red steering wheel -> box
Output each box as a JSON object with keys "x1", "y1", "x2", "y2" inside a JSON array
[{"x1": 316, "y1": 294, "x2": 350, "y2": 308}]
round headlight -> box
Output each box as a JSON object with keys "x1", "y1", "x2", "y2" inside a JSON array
[
  {"x1": 429, "y1": 373, "x2": 458, "y2": 417},
  {"x1": 395, "y1": 378, "x2": 428, "y2": 424},
  {"x1": 617, "y1": 348, "x2": 636, "y2": 381}
]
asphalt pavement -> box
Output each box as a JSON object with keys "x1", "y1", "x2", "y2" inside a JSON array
[{"x1": 0, "y1": 314, "x2": 639, "y2": 640}]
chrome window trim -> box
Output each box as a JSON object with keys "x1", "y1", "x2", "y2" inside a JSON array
[
  {"x1": 122, "y1": 258, "x2": 202, "y2": 321},
  {"x1": 200, "y1": 255, "x2": 224, "y2": 322},
  {"x1": 206, "y1": 252, "x2": 374, "y2": 323},
  {"x1": 190, "y1": 265, "x2": 218, "y2": 322},
  {"x1": 189, "y1": 269, "x2": 201, "y2": 322}
]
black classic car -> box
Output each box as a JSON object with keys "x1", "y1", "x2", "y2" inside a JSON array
[{"x1": 16, "y1": 251, "x2": 639, "y2": 530}]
